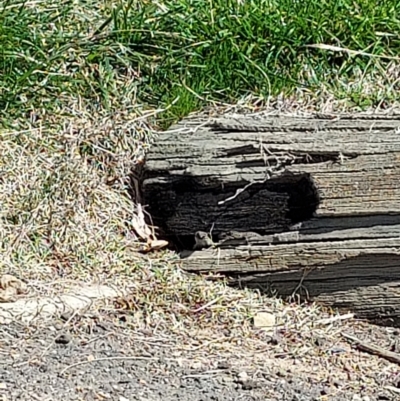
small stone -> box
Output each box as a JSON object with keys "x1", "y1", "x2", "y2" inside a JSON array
[
  {"x1": 221, "y1": 376, "x2": 233, "y2": 384},
  {"x1": 237, "y1": 371, "x2": 248, "y2": 381},
  {"x1": 39, "y1": 364, "x2": 48, "y2": 373},
  {"x1": 60, "y1": 311, "x2": 73, "y2": 322},
  {"x1": 54, "y1": 323, "x2": 63, "y2": 331},
  {"x1": 217, "y1": 361, "x2": 230, "y2": 370},
  {"x1": 0, "y1": 383, "x2": 7, "y2": 390},
  {"x1": 253, "y1": 312, "x2": 276, "y2": 329},
  {"x1": 241, "y1": 380, "x2": 258, "y2": 390},
  {"x1": 313, "y1": 337, "x2": 325, "y2": 346},
  {"x1": 329, "y1": 346, "x2": 347, "y2": 354},
  {"x1": 268, "y1": 332, "x2": 281, "y2": 345},
  {"x1": 222, "y1": 329, "x2": 231, "y2": 337},
  {"x1": 55, "y1": 333, "x2": 71, "y2": 344}
]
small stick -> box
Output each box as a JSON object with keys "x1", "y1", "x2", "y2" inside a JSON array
[
  {"x1": 342, "y1": 332, "x2": 400, "y2": 365},
  {"x1": 191, "y1": 295, "x2": 224, "y2": 313},
  {"x1": 315, "y1": 313, "x2": 354, "y2": 325}
]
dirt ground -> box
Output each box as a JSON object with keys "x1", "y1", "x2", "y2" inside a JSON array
[{"x1": 1, "y1": 300, "x2": 399, "y2": 401}]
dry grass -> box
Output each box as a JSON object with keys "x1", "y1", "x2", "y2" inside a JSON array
[
  {"x1": 3, "y1": 88, "x2": 400, "y2": 332},
  {"x1": 0, "y1": 107, "x2": 147, "y2": 280}
]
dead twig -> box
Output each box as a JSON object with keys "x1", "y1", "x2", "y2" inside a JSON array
[
  {"x1": 304, "y1": 43, "x2": 400, "y2": 61},
  {"x1": 342, "y1": 332, "x2": 400, "y2": 365},
  {"x1": 315, "y1": 313, "x2": 354, "y2": 325}
]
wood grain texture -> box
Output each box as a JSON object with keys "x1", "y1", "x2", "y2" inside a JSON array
[{"x1": 142, "y1": 113, "x2": 400, "y2": 324}]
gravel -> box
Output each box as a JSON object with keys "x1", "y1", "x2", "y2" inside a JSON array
[{"x1": 0, "y1": 311, "x2": 396, "y2": 401}]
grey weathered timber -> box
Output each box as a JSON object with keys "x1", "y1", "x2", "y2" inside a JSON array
[{"x1": 142, "y1": 112, "x2": 400, "y2": 325}]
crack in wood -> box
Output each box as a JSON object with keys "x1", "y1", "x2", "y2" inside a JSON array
[{"x1": 236, "y1": 150, "x2": 358, "y2": 168}]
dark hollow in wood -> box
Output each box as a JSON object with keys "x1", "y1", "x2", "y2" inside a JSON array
[
  {"x1": 143, "y1": 171, "x2": 320, "y2": 249},
  {"x1": 140, "y1": 113, "x2": 400, "y2": 325}
]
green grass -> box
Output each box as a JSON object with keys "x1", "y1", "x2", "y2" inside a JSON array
[
  {"x1": 2, "y1": 0, "x2": 400, "y2": 128},
  {"x1": 127, "y1": 0, "x2": 400, "y2": 125},
  {"x1": 0, "y1": 0, "x2": 400, "y2": 318}
]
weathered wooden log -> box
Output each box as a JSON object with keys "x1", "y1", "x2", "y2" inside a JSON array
[{"x1": 141, "y1": 112, "x2": 400, "y2": 325}]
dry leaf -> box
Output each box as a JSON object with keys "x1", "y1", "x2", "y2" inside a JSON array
[
  {"x1": 1, "y1": 274, "x2": 23, "y2": 290},
  {"x1": 131, "y1": 204, "x2": 154, "y2": 241},
  {"x1": 138, "y1": 239, "x2": 168, "y2": 253},
  {"x1": 0, "y1": 274, "x2": 28, "y2": 302},
  {"x1": 149, "y1": 239, "x2": 168, "y2": 251}
]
